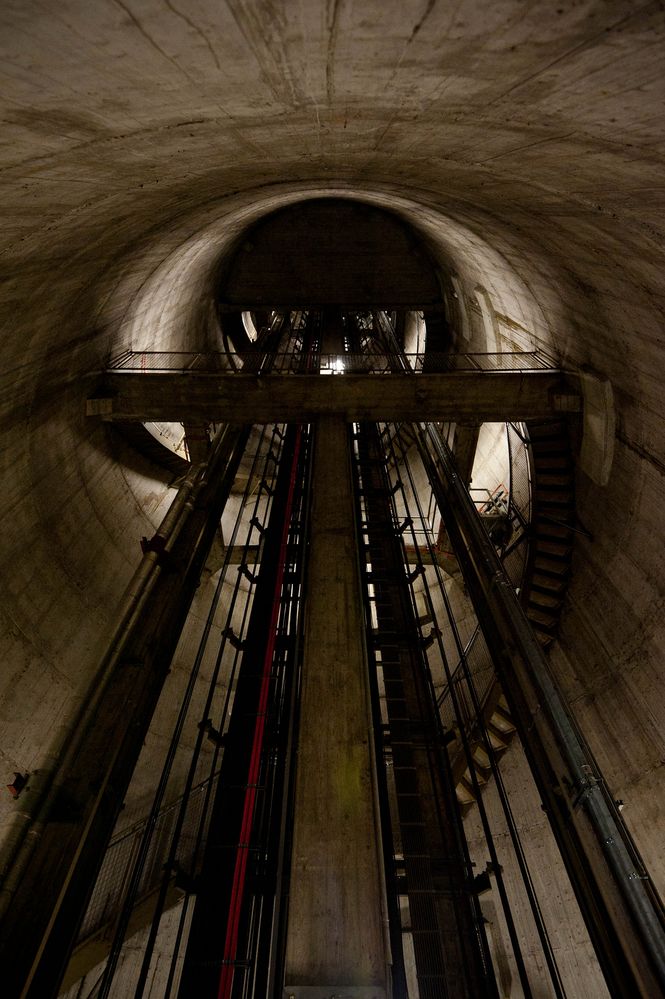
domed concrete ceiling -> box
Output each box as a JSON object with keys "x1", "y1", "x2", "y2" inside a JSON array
[{"x1": 0, "y1": 0, "x2": 664, "y2": 898}]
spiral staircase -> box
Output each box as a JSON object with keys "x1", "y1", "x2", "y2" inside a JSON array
[{"x1": 450, "y1": 419, "x2": 576, "y2": 814}]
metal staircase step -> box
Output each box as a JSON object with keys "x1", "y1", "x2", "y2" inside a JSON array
[
  {"x1": 534, "y1": 489, "x2": 574, "y2": 506},
  {"x1": 534, "y1": 539, "x2": 572, "y2": 558},
  {"x1": 530, "y1": 439, "x2": 569, "y2": 456},
  {"x1": 528, "y1": 589, "x2": 563, "y2": 611},
  {"x1": 537, "y1": 506, "x2": 574, "y2": 526},
  {"x1": 487, "y1": 715, "x2": 515, "y2": 752},
  {"x1": 472, "y1": 745, "x2": 492, "y2": 771},
  {"x1": 536, "y1": 472, "x2": 574, "y2": 488},
  {"x1": 527, "y1": 421, "x2": 568, "y2": 439},
  {"x1": 456, "y1": 784, "x2": 476, "y2": 812},
  {"x1": 486, "y1": 727, "x2": 509, "y2": 752},
  {"x1": 535, "y1": 520, "x2": 574, "y2": 541},
  {"x1": 531, "y1": 573, "x2": 567, "y2": 595},
  {"x1": 535, "y1": 456, "x2": 573, "y2": 477},
  {"x1": 534, "y1": 555, "x2": 570, "y2": 576},
  {"x1": 533, "y1": 438, "x2": 572, "y2": 455},
  {"x1": 489, "y1": 706, "x2": 516, "y2": 736},
  {"x1": 462, "y1": 768, "x2": 487, "y2": 793},
  {"x1": 527, "y1": 606, "x2": 558, "y2": 631}
]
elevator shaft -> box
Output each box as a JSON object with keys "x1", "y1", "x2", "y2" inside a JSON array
[
  {"x1": 178, "y1": 424, "x2": 306, "y2": 999},
  {"x1": 355, "y1": 423, "x2": 498, "y2": 999}
]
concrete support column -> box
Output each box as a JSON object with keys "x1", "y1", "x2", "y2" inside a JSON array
[{"x1": 284, "y1": 416, "x2": 389, "y2": 999}]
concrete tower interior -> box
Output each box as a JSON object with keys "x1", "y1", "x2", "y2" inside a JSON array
[{"x1": 1, "y1": 2, "x2": 665, "y2": 997}]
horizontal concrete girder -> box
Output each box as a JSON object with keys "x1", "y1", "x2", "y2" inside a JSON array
[{"x1": 87, "y1": 370, "x2": 580, "y2": 424}]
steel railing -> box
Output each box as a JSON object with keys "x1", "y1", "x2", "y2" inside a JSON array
[{"x1": 105, "y1": 349, "x2": 558, "y2": 375}]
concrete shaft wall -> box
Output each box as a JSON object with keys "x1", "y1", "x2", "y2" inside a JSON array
[{"x1": 1, "y1": 0, "x2": 664, "y2": 990}]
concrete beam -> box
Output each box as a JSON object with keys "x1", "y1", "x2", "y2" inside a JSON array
[{"x1": 87, "y1": 370, "x2": 580, "y2": 424}]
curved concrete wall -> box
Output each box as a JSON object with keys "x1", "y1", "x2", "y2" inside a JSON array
[{"x1": 1, "y1": 0, "x2": 664, "y2": 958}]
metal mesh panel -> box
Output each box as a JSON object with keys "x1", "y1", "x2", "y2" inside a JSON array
[
  {"x1": 77, "y1": 778, "x2": 215, "y2": 942},
  {"x1": 471, "y1": 351, "x2": 548, "y2": 370},
  {"x1": 110, "y1": 351, "x2": 219, "y2": 371},
  {"x1": 437, "y1": 629, "x2": 495, "y2": 733},
  {"x1": 507, "y1": 423, "x2": 532, "y2": 520},
  {"x1": 80, "y1": 831, "x2": 137, "y2": 939},
  {"x1": 503, "y1": 541, "x2": 528, "y2": 590}
]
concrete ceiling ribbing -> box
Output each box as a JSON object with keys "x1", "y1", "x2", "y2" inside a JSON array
[{"x1": 1, "y1": 0, "x2": 664, "y2": 889}]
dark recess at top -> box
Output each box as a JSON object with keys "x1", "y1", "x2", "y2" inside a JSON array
[{"x1": 217, "y1": 198, "x2": 443, "y2": 309}]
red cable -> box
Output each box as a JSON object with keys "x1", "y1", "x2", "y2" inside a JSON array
[{"x1": 217, "y1": 425, "x2": 303, "y2": 999}]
